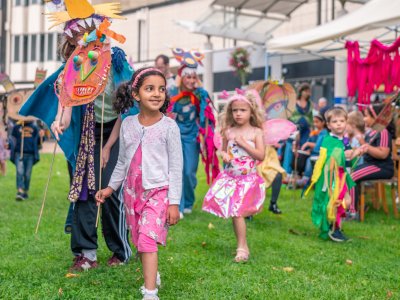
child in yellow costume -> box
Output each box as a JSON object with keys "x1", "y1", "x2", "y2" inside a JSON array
[{"x1": 305, "y1": 108, "x2": 359, "y2": 242}]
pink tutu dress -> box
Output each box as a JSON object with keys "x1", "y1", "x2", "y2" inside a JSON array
[
  {"x1": 202, "y1": 140, "x2": 265, "y2": 218},
  {"x1": 123, "y1": 145, "x2": 169, "y2": 247}
]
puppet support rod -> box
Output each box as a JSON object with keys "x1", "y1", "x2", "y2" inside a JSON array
[
  {"x1": 35, "y1": 108, "x2": 65, "y2": 234},
  {"x1": 95, "y1": 92, "x2": 106, "y2": 228}
]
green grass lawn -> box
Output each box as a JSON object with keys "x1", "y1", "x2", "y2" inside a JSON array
[{"x1": 1, "y1": 154, "x2": 400, "y2": 299}]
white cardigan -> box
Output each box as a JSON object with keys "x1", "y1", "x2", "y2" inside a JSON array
[{"x1": 108, "y1": 115, "x2": 183, "y2": 205}]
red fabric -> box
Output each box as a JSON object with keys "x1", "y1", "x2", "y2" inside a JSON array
[
  {"x1": 346, "y1": 37, "x2": 400, "y2": 105},
  {"x1": 170, "y1": 91, "x2": 200, "y2": 113}
]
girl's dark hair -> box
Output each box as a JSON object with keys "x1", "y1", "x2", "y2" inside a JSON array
[
  {"x1": 368, "y1": 104, "x2": 396, "y2": 138},
  {"x1": 113, "y1": 67, "x2": 170, "y2": 114}
]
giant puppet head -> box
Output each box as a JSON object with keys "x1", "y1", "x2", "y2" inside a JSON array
[
  {"x1": 249, "y1": 80, "x2": 296, "y2": 120},
  {"x1": 56, "y1": 38, "x2": 111, "y2": 107},
  {"x1": 45, "y1": 0, "x2": 125, "y2": 107}
]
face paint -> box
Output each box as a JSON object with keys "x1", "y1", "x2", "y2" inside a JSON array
[{"x1": 56, "y1": 39, "x2": 111, "y2": 107}]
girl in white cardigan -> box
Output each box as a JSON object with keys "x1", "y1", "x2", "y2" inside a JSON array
[{"x1": 96, "y1": 67, "x2": 183, "y2": 300}]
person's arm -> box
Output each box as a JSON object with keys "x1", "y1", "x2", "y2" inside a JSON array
[
  {"x1": 101, "y1": 116, "x2": 122, "y2": 168},
  {"x1": 359, "y1": 130, "x2": 391, "y2": 159},
  {"x1": 360, "y1": 144, "x2": 390, "y2": 159},
  {"x1": 51, "y1": 102, "x2": 72, "y2": 141},
  {"x1": 301, "y1": 141, "x2": 316, "y2": 151},
  {"x1": 219, "y1": 132, "x2": 231, "y2": 163},
  {"x1": 235, "y1": 128, "x2": 265, "y2": 161},
  {"x1": 166, "y1": 123, "x2": 183, "y2": 225}
]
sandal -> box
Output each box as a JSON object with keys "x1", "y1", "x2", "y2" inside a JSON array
[{"x1": 234, "y1": 248, "x2": 249, "y2": 263}]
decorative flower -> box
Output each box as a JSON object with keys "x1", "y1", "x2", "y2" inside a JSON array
[{"x1": 229, "y1": 47, "x2": 252, "y2": 86}]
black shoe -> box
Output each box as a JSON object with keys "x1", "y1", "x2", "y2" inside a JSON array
[
  {"x1": 328, "y1": 228, "x2": 348, "y2": 242},
  {"x1": 269, "y1": 204, "x2": 282, "y2": 214},
  {"x1": 16, "y1": 192, "x2": 25, "y2": 201},
  {"x1": 21, "y1": 193, "x2": 28, "y2": 200}
]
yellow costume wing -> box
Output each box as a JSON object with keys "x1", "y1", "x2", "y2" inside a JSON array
[
  {"x1": 304, "y1": 147, "x2": 327, "y2": 196},
  {"x1": 257, "y1": 146, "x2": 286, "y2": 189}
]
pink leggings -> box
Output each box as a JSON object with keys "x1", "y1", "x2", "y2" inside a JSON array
[{"x1": 137, "y1": 233, "x2": 158, "y2": 253}]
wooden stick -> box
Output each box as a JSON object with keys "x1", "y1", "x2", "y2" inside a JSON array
[
  {"x1": 35, "y1": 109, "x2": 64, "y2": 234},
  {"x1": 95, "y1": 93, "x2": 106, "y2": 228},
  {"x1": 20, "y1": 121, "x2": 25, "y2": 160}
]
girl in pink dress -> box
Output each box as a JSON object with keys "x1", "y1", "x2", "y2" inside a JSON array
[
  {"x1": 96, "y1": 67, "x2": 183, "y2": 300},
  {"x1": 202, "y1": 89, "x2": 266, "y2": 263}
]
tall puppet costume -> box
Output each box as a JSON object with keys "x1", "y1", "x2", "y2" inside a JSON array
[
  {"x1": 20, "y1": 0, "x2": 133, "y2": 269},
  {"x1": 305, "y1": 134, "x2": 355, "y2": 241},
  {"x1": 168, "y1": 48, "x2": 219, "y2": 214}
]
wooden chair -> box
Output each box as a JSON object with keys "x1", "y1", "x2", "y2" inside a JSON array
[{"x1": 359, "y1": 141, "x2": 400, "y2": 222}]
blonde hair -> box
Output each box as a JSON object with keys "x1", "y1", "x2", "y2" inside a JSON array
[
  {"x1": 221, "y1": 90, "x2": 264, "y2": 136},
  {"x1": 348, "y1": 111, "x2": 365, "y2": 133},
  {"x1": 325, "y1": 107, "x2": 348, "y2": 123}
]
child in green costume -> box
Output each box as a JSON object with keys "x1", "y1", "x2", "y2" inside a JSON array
[{"x1": 305, "y1": 108, "x2": 361, "y2": 242}]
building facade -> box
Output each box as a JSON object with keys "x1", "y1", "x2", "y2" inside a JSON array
[{"x1": 4, "y1": 0, "x2": 365, "y2": 100}]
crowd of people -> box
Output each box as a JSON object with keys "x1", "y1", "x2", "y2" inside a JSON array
[{"x1": 0, "y1": 2, "x2": 397, "y2": 299}]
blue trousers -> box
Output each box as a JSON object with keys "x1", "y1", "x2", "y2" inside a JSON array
[
  {"x1": 282, "y1": 139, "x2": 294, "y2": 174},
  {"x1": 180, "y1": 138, "x2": 199, "y2": 212},
  {"x1": 16, "y1": 152, "x2": 34, "y2": 192}
]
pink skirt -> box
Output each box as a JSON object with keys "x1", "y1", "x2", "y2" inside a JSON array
[
  {"x1": 202, "y1": 170, "x2": 265, "y2": 218},
  {"x1": 123, "y1": 145, "x2": 169, "y2": 247}
]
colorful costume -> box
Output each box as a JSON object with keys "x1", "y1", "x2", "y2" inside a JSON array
[
  {"x1": 20, "y1": 1, "x2": 133, "y2": 264},
  {"x1": 305, "y1": 134, "x2": 355, "y2": 239},
  {"x1": 168, "y1": 48, "x2": 219, "y2": 212},
  {"x1": 107, "y1": 115, "x2": 183, "y2": 253},
  {"x1": 203, "y1": 140, "x2": 265, "y2": 218}
]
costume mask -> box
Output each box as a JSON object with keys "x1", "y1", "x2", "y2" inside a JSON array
[
  {"x1": 56, "y1": 39, "x2": 111, "y2": 107},
  {"x1": 7, "y1": 89, "x2": 36, "y2": 122}
]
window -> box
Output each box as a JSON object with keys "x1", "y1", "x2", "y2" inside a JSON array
[
  {"x1": 23, "y1": 35, "x2": 28, "y2": 63},
  {"x1": 15, "y1": 0, "x2": 21, "y2": 6},
  {"x1": 56, "y1": 33, "x2": 63, "y2": 61},
  {"x1": 40, "y1": 33, "x2": 45, "y2": 62},
  {"x1": 14, "y1": 35, "x2": 20, "y2": 62},
  {"x1": 31, "y1": 0, "x2": 38, "y2": 4},
  {"x1": 31, "y1": 34, "x2": 37, "y2": 61},
  {"x1": 47, "y1": 33, "x2": 53, "y2": 61}
]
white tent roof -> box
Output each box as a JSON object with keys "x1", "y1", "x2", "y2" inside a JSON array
[
  {"x1": 176, "y1": 0, "x2": 308, "y2": 44},
  {"x1": 268, "y1": 0, "x2": 400, "y2": 52}
]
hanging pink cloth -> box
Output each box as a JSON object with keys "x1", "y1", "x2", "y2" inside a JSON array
[{"x1": 346, "y1": 36, "x2": 400, "y2": 105}]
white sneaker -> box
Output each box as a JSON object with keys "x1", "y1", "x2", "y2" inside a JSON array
[
  {"x1": 183, "y1": 208, "x2": 192, "y2": 214},
  {"x1": 179, "y1": 212, "x2": 184, "y2": 219},
  {"x1": 140, "y1": 272, "x2": 161, "y2": 295},
  {"x1": 142, "y1": 286, "x2": 159, "y2": 300},
  {"x1": 142, "y1": 294, "x2": 159, "y2": 300}
]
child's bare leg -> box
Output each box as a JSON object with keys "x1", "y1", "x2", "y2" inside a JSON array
[
  {"x1": 140, "y1": 252, "x2": 158, "y2": 290},
  {"x1": 232, "y1": 217, "x2": 249, "y2": 252},
  {"x1": 0, "y1": 161, "x2": 5, "y2": 175}
]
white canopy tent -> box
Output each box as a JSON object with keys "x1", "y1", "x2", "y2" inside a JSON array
[
  {"x1": 176, "y1": 0, "x2": 308, "y2": 45},
  {"x1": 267, "y1": 0, "x2": 400, "y2": 54},
  {"x1": 265, "y1": 0, "x2": 400, "y2": 103}
]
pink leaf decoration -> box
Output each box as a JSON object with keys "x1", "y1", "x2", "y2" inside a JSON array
[
  {"x1": 220, "y1": 90, "x2": 230, "y2": 99},
  {"x1": 235, "y1": 88, "x2": 245, "y2": 95},
  {"x1": 263, "y1": 119, "x2": 297, "y2": 145},
  {"x1": 213, "y1": 131, "x2": 222, "y2": 150}
]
